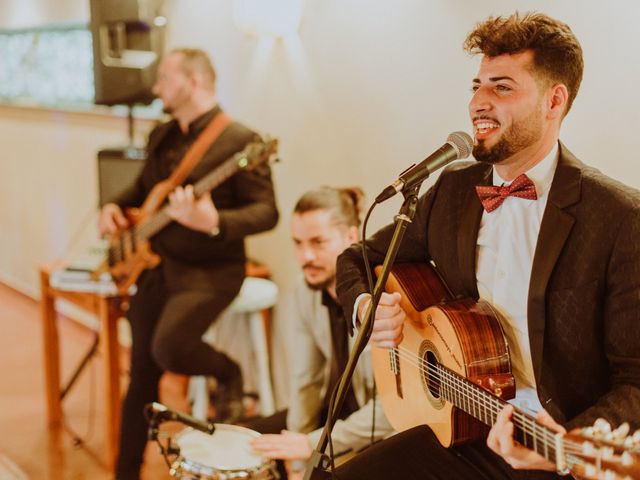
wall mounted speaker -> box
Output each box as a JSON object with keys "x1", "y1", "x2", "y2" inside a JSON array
[{"x1": 89, "y1": 0, "x2": 166, "y2": 106}]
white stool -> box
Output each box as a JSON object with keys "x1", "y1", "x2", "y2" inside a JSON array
[{"x1": 190, "y1": 277, "x2": 278, "y2": 420}]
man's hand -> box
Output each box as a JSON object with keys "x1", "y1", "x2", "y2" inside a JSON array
[
  {"x1": 250, "y1": 430, "x2": 312, "y2": 461},
  {"x1": 98, "y1": 203, "x2": 129, "y2": 235},
  {"x1": 487, "y1": 405, "x2": 566, "y2": 471},
  {"x1": 358, "y1": 292, "x2": 406, "y2": 348},
  {"x1": 285, "y1": 465, "x2": 306, "y2": 480},
  {"x1": 166, "y1": 185, "x2": 220, "y2": 233}
]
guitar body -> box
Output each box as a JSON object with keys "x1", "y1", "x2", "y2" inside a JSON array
[
  {"x1": 371, "y1": 266, "x2": 640, "y2": 479},
  {"x1": 372, "y1": 263, "x2": 515, "y2": 447}
]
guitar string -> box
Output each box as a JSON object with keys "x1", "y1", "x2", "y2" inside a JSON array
[
  {"x1": 391, "y1": 347, "x2": 586, "y2": 464},
  {"x1": 392, "y1": 345, "x2": 579, "y2": 453},
  {"x1": 390, "y1": 346, "x2": 586, "y2": 457},
  {"x1": 393, "y1": 345, "x2": 592, "y2": 459}
]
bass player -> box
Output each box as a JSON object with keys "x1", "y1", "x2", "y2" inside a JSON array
[{"x1": 97, "y1": 48, "x2": 278, "y2": 480}]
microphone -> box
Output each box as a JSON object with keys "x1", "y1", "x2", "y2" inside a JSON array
[
  {"x1": 146, "y1": 402, "x2": 216, "y2": 435},
  {"x1": 375, "y1": 131, "x2": 473, "y2": 203}
]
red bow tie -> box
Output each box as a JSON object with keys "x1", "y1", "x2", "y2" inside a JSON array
[{"x1": 476, "y1": 173, "x2": 538, "y2": 212}]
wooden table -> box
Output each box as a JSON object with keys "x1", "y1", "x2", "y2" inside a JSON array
[
  {"x1": 40, "y1": 265, "x2": 126, "y2": 469},
  {"x1": 39, "y1": 260, "x2": 270, "y2": 470}
]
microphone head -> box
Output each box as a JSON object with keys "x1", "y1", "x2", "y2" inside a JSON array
[
  {"x1": 151, "y1": 402, "x2": 168, "y2": 413},
  {"x1": 447, "y1": 131, "x2": 473, "y2": 159}
]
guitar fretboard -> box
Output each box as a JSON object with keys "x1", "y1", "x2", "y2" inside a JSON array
[
  {"x1": 136, "y1": 153, "x2": 245, "y2": 240},
  {"x1": 431, "y1": 361, "x2": 562, "y2": 463}
]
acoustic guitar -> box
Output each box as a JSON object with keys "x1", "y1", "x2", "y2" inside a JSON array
[
  {"x1": 99, "y1": 137, "x2": 278, "y2": 295},
  {"x1": 372, "y1": 262, "x2": 640, "y2": 479}
]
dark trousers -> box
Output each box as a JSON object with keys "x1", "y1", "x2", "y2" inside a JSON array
[
  {"x1": 335, "y1": 425, "x2": 568, "y2": 480},
  {"x1": 115, "y1": 267, "x2": 243, "y2": 480},
  {"x1": 248, "y1": 409, "x2": 288, "y2": 434}
]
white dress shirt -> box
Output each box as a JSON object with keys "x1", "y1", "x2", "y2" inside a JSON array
[{"x1": 475, "y1": 143, "x2": 558, "y2": 415}]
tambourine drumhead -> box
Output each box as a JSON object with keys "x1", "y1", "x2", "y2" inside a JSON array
[{"x1": 173, "y1": 424, "x2": 270, "y2": 477}]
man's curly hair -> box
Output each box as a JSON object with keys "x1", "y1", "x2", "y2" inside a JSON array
[{"x1": 464, "y1": 12, "x2": 583, "y2": 115}]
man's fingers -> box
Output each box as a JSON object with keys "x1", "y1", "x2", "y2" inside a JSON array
[
  {"x1": 250, "y1": 436, "x2": 298, "y2": 459},
  {"x1": 536, "y1": 409, "x2": 566, "y2": 434},
  {"x1": 370, "y1": 332, "x2": 404, "y2": 348},
  {"x1": 379, "y1": 291, "x2": 401, "y2": 306},
  {"x1": 488, "y1": 405, "x2": 513, "y2": 454},
  {"x1": 497, "y1": 418, "x2": 515, "y2": 458},
  {"x1": 169, "y1": 187, "x2": 186, "y2": 205},
  {"x1": 114, "y1": 211, "x2": 128, "y2": 228},
  {"x1": 184, "y1": 185, "x2": 195, "y2": 201}
]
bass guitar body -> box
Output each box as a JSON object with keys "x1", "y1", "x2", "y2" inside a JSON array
[{"x1": 106, "y1": 206, "x2": 160, "y2": 295}]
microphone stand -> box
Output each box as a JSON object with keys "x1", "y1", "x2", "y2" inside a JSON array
[{"x1": 304, "y1": 185, "x2": 421, "y2": 480}]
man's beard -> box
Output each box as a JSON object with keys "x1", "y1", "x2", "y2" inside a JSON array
[
  {"x1": 303, "y1": 270, "x2": 335, "y2": 291},
  {"x1": 473, "y1": 110, "x2": 543, "y2": 165}
]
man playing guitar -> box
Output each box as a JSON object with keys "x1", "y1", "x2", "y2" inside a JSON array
[
  {"x1": 98, "y1": 48, "x2": 278, "y2": 480},
  {"x1": 334, "y1": 12, "x2": 640, "y2": 479}
]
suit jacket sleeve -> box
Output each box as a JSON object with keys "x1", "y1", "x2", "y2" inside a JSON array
[{"x1": 565, "y1": 205, "x2": 640, "y2": 430}]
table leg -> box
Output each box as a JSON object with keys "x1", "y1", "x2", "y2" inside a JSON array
[
  {"x1": 40, "y1": 270, "x2": 62, "y2": 425},
  {"x1": 99, "y1": 297, "x2": 122, "y2": 469}
]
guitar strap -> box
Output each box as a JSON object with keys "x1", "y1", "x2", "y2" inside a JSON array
[{"x1": 165, "y1": 111, "x2": 232, "y2": 189}]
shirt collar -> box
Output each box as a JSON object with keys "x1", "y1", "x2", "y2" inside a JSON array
[
  {"x1": 492, "y1": 142, "x2": 559, "y2": 198},
  {"x1": 321, "y1": 289, "x2": 341, "y2": 309},
  {"x1": 186, "y1": 104, "x2": 221, "y2": 136}
]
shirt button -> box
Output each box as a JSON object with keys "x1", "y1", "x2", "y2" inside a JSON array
[{"x1": 497, "y1": 270, "x2": 505, "y2": 279}]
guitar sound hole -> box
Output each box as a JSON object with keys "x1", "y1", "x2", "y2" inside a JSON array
[{"x1": 424, "y1": 351, "x2": 442, "y2": 399}]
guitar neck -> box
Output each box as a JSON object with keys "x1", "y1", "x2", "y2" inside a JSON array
[
  {"x1": 435, "y1": 362, "x2": 563, "y2": 464},
  {"x1": 134, "y1": 156, "x2": 242, "y2": 240}
]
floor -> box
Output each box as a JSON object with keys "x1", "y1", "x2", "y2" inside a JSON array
[{"x1": 0, "y1": 282, "x2": 183, "y2": 480}]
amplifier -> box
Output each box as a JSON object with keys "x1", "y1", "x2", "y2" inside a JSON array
[{"x1": 97, "y1": 146, "x2": 146, "y2": 206}]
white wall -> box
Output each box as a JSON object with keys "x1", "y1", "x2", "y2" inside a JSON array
[
  {"x1": 1, "y1": 0, "x2": 640, "y2": 297},
  {"x1": 161, "y1": 0, "x2": 640, "y2": 295}
]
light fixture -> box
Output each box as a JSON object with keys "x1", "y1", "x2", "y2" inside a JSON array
[{"x1": 232, "y1": 0, "x2": 304, "y2": 38}]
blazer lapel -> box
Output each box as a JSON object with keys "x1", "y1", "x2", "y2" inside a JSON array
[
  {"x1": 528, "y1": 143, "x2": 582, "y2": 383},
  {"x1": 457, "y1": 165, "x2": 491, "y2": 299}
]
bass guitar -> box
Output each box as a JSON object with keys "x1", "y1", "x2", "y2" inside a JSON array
[
  {"x1": 99, "y1": 137, "x2": 278, "y2": 295},
  {"x1": 373, "y1": 262, "x2": 640, "y2": 479}
]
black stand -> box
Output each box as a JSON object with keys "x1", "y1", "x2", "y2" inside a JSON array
[
  {"x1": 303, "y1": 185, "x2": 421, "y2": 480},
  {"x1": 127, "y1": 104, "x2": 135, "y2": 146},
  {"x1": 60, "y1": 332, "x2": 100, "y2": 401}
]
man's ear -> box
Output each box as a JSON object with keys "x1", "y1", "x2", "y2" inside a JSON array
[
  {"x1": 346, "y1": 225, "x2": 359, "y2": 244},
  {"x1": 548, "y1": 83, "x2": 569, "y2": 120},
  {"x1": 189, "y1": 71, "x2": 205, "y2": 90}
]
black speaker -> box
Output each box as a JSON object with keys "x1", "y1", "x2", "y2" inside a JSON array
[
  {"x1": 89, "y1": 0, "x2": 166, "y2": 106},
  {"x1": 97, "y1": 147, "x2": 147, "y2": 206}
]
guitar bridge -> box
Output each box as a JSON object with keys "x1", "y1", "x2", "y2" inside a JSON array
[{"x1": 390, "y1": 349, "x2": 403, "y2": 398}]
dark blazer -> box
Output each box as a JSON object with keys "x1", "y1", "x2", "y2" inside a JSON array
[
  {"x1": 113, "y1": 107, "x2": 279, "y2": 291},
  {"x1": 336, "y1": 142, "x2": 640, "y2": 430}
]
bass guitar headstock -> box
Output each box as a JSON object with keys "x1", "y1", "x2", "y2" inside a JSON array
[
  {"x1": 564, "y1": 418, "x2": 640, "y2": 479},
  {"x1": 234, "y1": 136, "x2": 279, "y2": 170}
]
